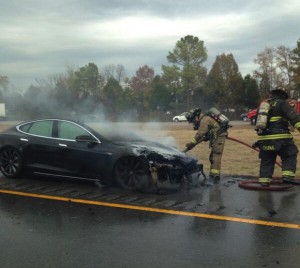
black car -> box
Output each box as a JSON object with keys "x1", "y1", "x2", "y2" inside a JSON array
[{"x1": 0, "y1": 119, "x2": 203, "y2": 191}]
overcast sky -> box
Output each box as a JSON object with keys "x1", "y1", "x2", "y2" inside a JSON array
[{"x1": 1, "y1": 0, "x2": 300, "y2": 90}]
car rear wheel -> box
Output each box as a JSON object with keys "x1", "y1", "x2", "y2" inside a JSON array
[
  {"x1": 0, "y1": 147, "x2": 23, "y2": 178},
  {"x1": 113, "y1": 156, "x2": 151, "y2": 190},
  {"x1": 174, "y1": 118, "x2": 179, "y2": 122}
]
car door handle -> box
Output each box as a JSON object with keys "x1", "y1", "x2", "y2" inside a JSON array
[
  {"x1": 20, "y1": 138, "x2": 28, "y2": 142},
  {"x1": 58, "y1": 143, "x2": 68, "y2": 147}
]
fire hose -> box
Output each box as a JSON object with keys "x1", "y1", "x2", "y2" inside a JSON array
[
  {"x1": 226, "y1": 136, "x2": 282, "y2": 168},
  {"x1": 184, "y1": 136, "x2": 295, "y2": 191},
  {"x1": 227, "y1": 136, "x2": 294, "y2": 191}
]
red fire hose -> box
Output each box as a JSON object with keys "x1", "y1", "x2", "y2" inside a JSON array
[
  {"x1": 226, "y1": 136, "x2": 282, "y2": 167},
  {"x1": 227, "y1": 136, "x2": 294, "y2": 191}
]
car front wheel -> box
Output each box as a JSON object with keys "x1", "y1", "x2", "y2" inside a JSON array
[
  {"x1": 0, "y1": 147, "x2": 23, "y2": 178},
  {"x1": 113, "y1": 156, "x2": 152, "y2": 190}
]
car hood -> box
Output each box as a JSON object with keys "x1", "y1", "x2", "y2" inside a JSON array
[{"x1": 115, "y1": 140, "x2": 196, "y2": 164}]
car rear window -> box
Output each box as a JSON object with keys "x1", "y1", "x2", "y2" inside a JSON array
[{"x1": 19, "y1": 121, "x2": 53, "y2": 137}]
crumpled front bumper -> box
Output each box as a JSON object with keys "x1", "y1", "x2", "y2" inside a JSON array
[{"x1": 148, "y1": 162, "x2": 205, "y2": 188}]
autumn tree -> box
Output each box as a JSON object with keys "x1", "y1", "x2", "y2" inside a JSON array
[
  {"x1": 162, "y1": 35, "x2": 207, "y2": 110},
  {"x1": 130, "y1": 65, "x2": 154, "y2": 92},
  {"x1": 205, "y1": 53, "x2": 243, "y2": 111},
  {"x1": 129, "y1": 65, "x2": 155, "y2": 120}
]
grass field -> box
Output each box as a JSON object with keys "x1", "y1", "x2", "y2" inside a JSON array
[{"x1": 1, "y1": 121, "x2": 300, "y2": 179}]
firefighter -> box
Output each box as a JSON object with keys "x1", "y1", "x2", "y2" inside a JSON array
[
  {"x1": 254, "y1": 88, "x2": 300, "y2": 186},
  {"x1": 184, "y1": 107, "x2": 229, "y2": 182}
]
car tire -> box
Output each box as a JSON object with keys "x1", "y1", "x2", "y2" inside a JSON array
[
  {"x1": 113, "y1": 156, "x2": 152, "y2": 190},
  {"x1": 0, "y1": 147, "x2": 23, "y2": 178},
  {"x1": 242, "y1": 116, "x2": 248, "y2": 122},
  {"x1": 174, "y1": 118, "x2": 179, "y2": 122}
]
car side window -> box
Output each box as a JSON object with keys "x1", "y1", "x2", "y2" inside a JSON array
[
  {"x1": 58, "y1": 121, "x2": 91, "y2": 140},
  {"x1": 20, "y1": 121, "x2": 53, "y2": 137}
]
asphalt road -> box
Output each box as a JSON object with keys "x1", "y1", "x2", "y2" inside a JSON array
[{"x1": 1, "y1": 175, "x2": 300, "y2": 268}]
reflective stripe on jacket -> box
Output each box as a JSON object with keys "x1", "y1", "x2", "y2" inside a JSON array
[{"x1": 257, "y1": 98, "x2": 300, "y2": 140}]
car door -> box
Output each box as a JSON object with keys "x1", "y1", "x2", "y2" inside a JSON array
[
  {"x1": 18, "y1": 120, "x2": 59, "y2": 174},
  {"x1": 53, "y1": 120, "x2": 108, "y2": 179}
]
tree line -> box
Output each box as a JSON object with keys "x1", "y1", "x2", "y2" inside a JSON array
[{"x1": 1, "y1": 35, "x2": 300, "y2": 121}]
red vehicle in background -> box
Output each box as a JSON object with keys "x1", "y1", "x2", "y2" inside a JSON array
[
  {"x1": 246, "y1": 99, "x2": 300, "y2": 125},
  {"x1": 246, "y1": 109, "x2": 258, "y2": 125}
]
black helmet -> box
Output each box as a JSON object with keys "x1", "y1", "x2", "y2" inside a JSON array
[
  {"x1": 185, "y1": 108, "x2": 201, "y2": 123},
  {"x1": 270, "y1": 88, "x2": 289, "y2": 100}
]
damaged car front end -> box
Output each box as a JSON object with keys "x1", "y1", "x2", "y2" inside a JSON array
[{"x1": 112, "y1": 142, "x2": 206, "y2": 192}]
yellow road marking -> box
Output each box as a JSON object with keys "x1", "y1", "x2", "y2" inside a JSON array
[{"x1": 1, "y1": 188, "x2": 300, "y2": 230}]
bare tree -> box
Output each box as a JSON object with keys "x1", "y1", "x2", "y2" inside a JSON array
[
  {"x1": 291, "y1": 39, "x2": 300, "y2": 97},
  {"x1": 102, "y1": 64, "x2": 126, "y2": 83},
  {"x1": 253, "y1": 47, "x2": 281, "y2": 97},
  {"x1": 275, "y1": 45, "x2": 294, "y2": 96}
]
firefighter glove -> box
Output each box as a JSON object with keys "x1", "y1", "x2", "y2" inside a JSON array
[
  {"x1": 185, "y1": 142, "x2": 196, "y2": 151},
  {"x1": 203, "y1": 133, "x2": 209, "y2": 141}
]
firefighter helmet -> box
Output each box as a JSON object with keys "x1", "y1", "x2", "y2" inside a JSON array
[
  {"x1": 270, "y1": 88, "x2": 289, "y2": 100},
  {"x1": 185, "y1": 108, "x2": 201, "y2": 123}
]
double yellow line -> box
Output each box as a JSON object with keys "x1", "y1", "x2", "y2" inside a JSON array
[{"x1": 1, "y1": 189, "x2": 300, "y2": 230}]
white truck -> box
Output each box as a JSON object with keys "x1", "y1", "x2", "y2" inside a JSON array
[{"x1": 0, "y1": 103, "x2": 6, "y2": 120}]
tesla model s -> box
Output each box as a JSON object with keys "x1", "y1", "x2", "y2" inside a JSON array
[{"x1": 0, "y1": 119, "x2": 203, "y2": 191}]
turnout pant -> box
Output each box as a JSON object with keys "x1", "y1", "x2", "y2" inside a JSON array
[
  {"x1": 259, "y1": 140, "x2": 298, "y2": 179},
  {"x1": 209, "y1": 134, "x2": 227, "y2": 176}
]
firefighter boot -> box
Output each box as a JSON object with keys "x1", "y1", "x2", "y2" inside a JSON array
[{"x1": 258, "y1": 177, "x2": 271, "y2": 187}]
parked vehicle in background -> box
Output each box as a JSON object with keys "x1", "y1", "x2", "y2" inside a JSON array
[
  {"x1": 240, "y1": 113, "x2": 248, "y2": 122},
  {"x1": 244, "y1": 99, "x2": 300, "y2": 126},
  {"x1": 247, "y1": 109, "x2": 257, "y2": 125},
  {"x1": 0, "y1": 103, "x2": 6, "y2": 121},
  {"x1": 172, "y1": 112, "x2": 188, "y2": 122}
]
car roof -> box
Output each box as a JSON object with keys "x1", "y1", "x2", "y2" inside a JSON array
[{"x1": 13, "y1": 118, "x2": 101, "y2": 138}]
